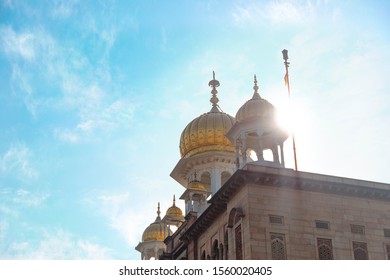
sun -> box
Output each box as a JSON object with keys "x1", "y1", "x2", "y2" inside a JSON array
[{"x1": 275, "y1": 99, "x2": 298, "y2": 135}]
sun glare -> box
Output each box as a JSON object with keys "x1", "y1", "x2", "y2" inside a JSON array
[{"x1": 275, "y1": 96, "x2": 311, "y2": 137}]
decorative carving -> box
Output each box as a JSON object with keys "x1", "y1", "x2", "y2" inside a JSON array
[
  {"x1": 353, "y1": 241, "x2": 368, "y2": 260},
  {"x1": 271, "y1": 233, "x2": 287, "y2": 260},
  {"x1": 317, "y1": 238, "x2": 334, "y2": 260}
]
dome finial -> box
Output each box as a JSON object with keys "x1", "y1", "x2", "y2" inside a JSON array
[
  {"x1": 208, "y1": 71, "x2": 220, "y2": 112},
  {"x1": 157, "y1": 202, "x2": 161, "y2": 217},
  {"x1": 172, "y1": 195, "x2": 176, "y2": 207},
  {"x1": 253, "y1": 74, "x2": 261, "y2": 99}
]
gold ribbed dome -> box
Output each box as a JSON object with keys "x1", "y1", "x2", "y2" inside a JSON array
[
  {"x1": 142, "y1": 203, "x2": 172, "y2": 242},
  {"x1": 179, "y1": 72, "x2": 235, "y2": 158},
  {"x1": 180, "y1": 110, "x2": 235, "y2": 158},
  {"x1": 166, "y1": 195, "x2": 183, "y2": 218},
  {"x1": 142, "y1": 219, "x2": 165, "y2": 242},
  {"x1": 235, "y1": 75, "x2": 276, "y2": 122}
]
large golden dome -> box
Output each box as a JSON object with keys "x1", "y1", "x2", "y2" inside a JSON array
[
  {"x1": 179, "y1": 72, "x2": 235, "y2": 158},
  {"x1": 142, "y1": 203, "x2": 172, "y2": 242},
  {"x1": 180, "y1": 110, "x2": 235, "y2": 158},
  {"x1": 235, "y1": 75, "x2": 276, "y2": 122}
]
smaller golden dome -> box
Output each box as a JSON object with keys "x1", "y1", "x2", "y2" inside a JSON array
[
  {"x1": 166, "y1": 195, "x2": 183, "y2": 218},
  {"x1": 187, "y1": 180, "x2": 207, "y2": 191},
  {"x1": 142, "y1": 219, "x2": 165, "y2": 242},
  {"x1": 142, "y1": 203, "x2": 172, "y2": 242},
  {"x1": 235, "y1": 75, "x2": 276, "y2": 122}
]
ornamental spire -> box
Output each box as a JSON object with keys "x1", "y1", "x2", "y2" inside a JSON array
[
  {"x1": 252, "y1": 74, "x2": 261, "y2": 99},
  {"x1": 172, "y1": 195, "x2": 176, "y2": 207},
  {"x1": 154, "y1": 202, "x2": 161, "y2": 222},
  {"x1": 157, "y1": 202, "x2": 161, "y2": 217},
  {"x1": 208, "y1": 71, "x2": 220, "y2": 112}
]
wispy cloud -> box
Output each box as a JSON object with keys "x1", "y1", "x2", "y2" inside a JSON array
[
  {"x1": 1, "y1": 24, "x2": 135, "y2": 142},
  {"x1": 2, "y1": 229, "x2": 112, "y2": 259},
  {"x1": 96, "y1": 192, "x2": 146, "y2": 247},
  {"x1": 13, "y1": 188, "x2": 50, "y2": 207},
  {"x1": 0, "y1": 26, "x2": 36, "y2": 60},
  {"x1": 0, "y1": 143, "x2": 38, "y2": 182},
  {"x1": 54, "y1": 94, "x2": 136, "y2": 143},
  {"x1": 51, "y1": 0, "x2": 78, "y2": 18},
  {"x1": 231, "y1": 0, "x2": 322, "y2": 26}
]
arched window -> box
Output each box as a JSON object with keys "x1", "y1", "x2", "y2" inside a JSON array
[
  {"x1": 224, "y1": 230, "x2": 229, "y2": 260},
  {"x1": 201, "y1": 250, "x2": 206, "y2": 260},
  {"x1": 228, "y1": 208, "x2": 245, "y2": 260},
  {"x1": 219, "y1": 243, "x2": 224, "y2": 260},
  {"x1": 235, "y1": 225, "x2": 243, "y2": 260},
  {"x1": 213, "y1": 240, "x2": 219, "y2": 260}
]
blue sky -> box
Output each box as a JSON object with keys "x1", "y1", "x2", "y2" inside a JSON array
[{"x1": 0, "y1": 0, "x2": 389, "y2": 259}]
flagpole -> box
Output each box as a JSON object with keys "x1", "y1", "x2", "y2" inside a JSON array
[{"x1": 282, "y1": 49, "x2": 298, "y2": 171}]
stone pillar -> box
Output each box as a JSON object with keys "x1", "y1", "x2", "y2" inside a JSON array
[
  {"x1": 257, "y1": 138, "x2": 264, "y2": 161},
  {"x1": 280, "y1": 142, "x2": 285, "y2": 167},
  {"x1": 241, "y1": 133, "x2": 247, "y2": 167},
  {"x1": 272, "y1": 145, "x2": 280, "y2": 164},
  {"x1": 256, "y1": 129, "x2": 264, "y2": 162},
  {"x1": 211, "y1": 168, "x2": 221, "y2": 194}
]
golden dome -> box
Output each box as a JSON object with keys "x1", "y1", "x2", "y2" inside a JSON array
[
  {"x1": 235, "y1": 75, "x2": 276, "y2": 122},
  {"x1": 187, "y1": 180, "x2": 207, "y2": 191},
  {"x1": 142, "y1": 219, "x2": 165, "y2": 242},
  {"x1": 179, "y1": 72, "x2": 235, "y2": 158},
  {"x1": 180, "y1": 110, "x2": 235, "y2": 158},
  {"x1": 142, "y1": 203, "x2": 172, "y2": 242},
  {"x1": 166, "y1": 195, "x2": 183, "y2": 218}
]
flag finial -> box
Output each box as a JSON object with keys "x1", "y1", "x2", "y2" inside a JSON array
[{"x1": 282, "y1": 49, "x2": 298, "y2": 172}]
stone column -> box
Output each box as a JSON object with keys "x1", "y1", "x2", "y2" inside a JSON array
[
  {"x1": 280, "y1": 142, "x2": 285, "y2": 167},
  {"x1": 272, "y1": 145, "x2": 280, "y2": 164},
  {"x1": 240, "y1": 133, "x2": 247, "y2": 167},
  {"x1": 211, "y1": 168, "x2": 221, "y2": 194}
]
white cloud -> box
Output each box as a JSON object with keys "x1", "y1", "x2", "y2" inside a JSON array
[
  {"x1": 96, "y1": 192, "x2": 145, "y2": 247},
  {"x1": 13, "y1": 188, "x2": 50, "y2": 207},
  {"x1": 231, "y1": 0, "x2": 324, "y2": 26},
  {"x1": 262, "y1": 0, "x2": 308, "y2": 24},
  {"x1": 2, "y1": 25, "x2": 132, "y2": 140},
  {"x1": 54, "y1": 96, "x2": 136, "y2": 143},
  {"x1": 0, "y1": 204, "x2": 17, "y2": 217},
  {"x1": 54, "y1": 128, "x2": 80, "y2": 143},
  {"x1": 0, "y1": 220, "x2": 9, "y2": 243},
  {"x1": 51, "y1": 0, "x2": 78, "y2": 18},
  {"x1": 0, "y1": 26, "x2": 36, "y2": 60},
  {"x1": 0, "y1": 143, "x2": 38, "y2": 182},
  {"x1": 3, "y1": 229, "x2": 112, "y2": 259}
]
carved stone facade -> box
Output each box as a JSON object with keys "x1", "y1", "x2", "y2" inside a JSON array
[{"x1": 163, "y1": 164, "x2": 390, "y2": 260}]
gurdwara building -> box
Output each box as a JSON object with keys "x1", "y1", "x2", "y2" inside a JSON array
[{"x1": 135, "y1": 73, "x2": 390, "y2": 260}]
